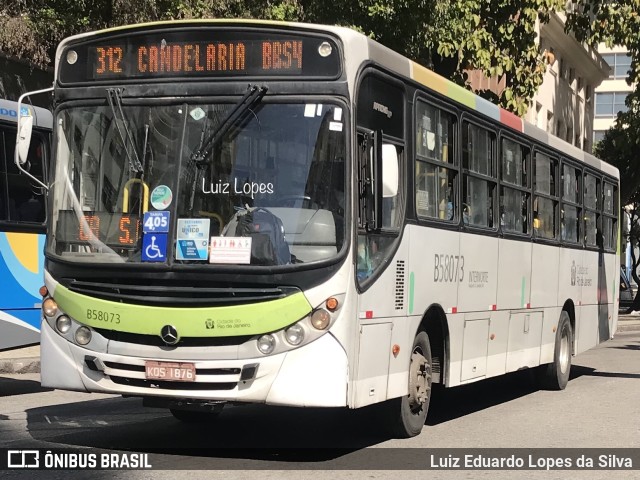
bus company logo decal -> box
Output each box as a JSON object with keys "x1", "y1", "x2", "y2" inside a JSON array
[
  {"x1": 205, "y1": 318, "x2": 215, "y2": 329},
  {"x1": 570, "y1": 262, "x2": 593, "y2": 287},
  {"x1": 468, "y1": 270, "x2": 489, "y2": 288},
  {"x1": 372, "y1": 102, "x2": 393, "y2": 118},
  {"x1": 160, "y1": 325, "x2": 180, "y2": 345}
]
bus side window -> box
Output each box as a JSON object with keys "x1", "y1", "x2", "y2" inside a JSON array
[
  {"x1": 4, "y1": 131, "x2": 46, "y2": 223},
  {"x1": 462, "y1": 122, "x2": 496, "y2": 228}
]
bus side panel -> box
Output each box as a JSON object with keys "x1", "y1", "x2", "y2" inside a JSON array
[
  {"x1": 0, "y1": 232, "x2": 44, "y2": 349},
  {"x1": 0, "y1": 232, "x2": 44, "y2": 313},
  {"x1": 457, "y1": 234, "x2": 498, "y2": 313},
  {"x1": 576, "y1": 249, "x2": 596, "y2": 353},
  {"x1": 0, "y1": 310, "x2": 39, "y2": 350},
  {"x1": 406, "y1": 225, "x2": 459, "y2": 316},
  {"x1": 530, "y1": 243, "x2": 559, "y2": 310},
  {"x1": 355, "y1": 232, "x2": 411, "y2": 407},
  {"x1": 554, "y1": 246, "x2": 584, "y2": 362},
  {"x1": 497, "y1": 238, "x2": 532, "y2": 310}
]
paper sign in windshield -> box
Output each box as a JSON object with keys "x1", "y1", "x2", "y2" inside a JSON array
[
  {"x1": 176, "y1": 218, "x2": 210, "y2": 260},
  {"x1": 209, "y1": 236, "x2": 252, "y2": 264}
]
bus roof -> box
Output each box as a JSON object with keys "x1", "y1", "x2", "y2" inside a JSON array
[
  {"x1": 55, "y1": 19, "x2": 618, "y2": 179},
  {"x1": 0, "y1": 98, "x2": 53, "y2": 130}
]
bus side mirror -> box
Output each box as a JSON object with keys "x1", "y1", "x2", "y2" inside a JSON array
[
  {"x1": 381, "y1": 143, "x2": 398, "y2": 198},
  {"x1": 16, "y1": 114, "x2": 33, "y2": 166}
]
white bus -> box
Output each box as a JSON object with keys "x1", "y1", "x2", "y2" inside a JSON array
[{"x1": 21, "y1": 20, "x2": 618, "y2": 437}]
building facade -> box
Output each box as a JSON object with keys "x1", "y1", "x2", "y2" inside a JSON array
[
  {"x1": 593, "y1": 45, "x2": 633, "y2": 145},
  {"x1": 525, "y1": 12, "x2": 609, "y2": 153},
  {"x1": 467, "y1": 12, "x2": 609, "y2": 152}
]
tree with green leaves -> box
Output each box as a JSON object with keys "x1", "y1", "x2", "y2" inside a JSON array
[{"x1": 2, "y1": 0, "x2": 568, "y2": 115}]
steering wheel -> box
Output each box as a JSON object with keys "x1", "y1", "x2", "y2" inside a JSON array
[{"x1": 279, "y1": 195, "x2": 314, "y2": 209}]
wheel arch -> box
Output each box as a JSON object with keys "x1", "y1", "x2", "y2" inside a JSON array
[
  {"x1": 417, "y1": 304, "x2": 449, "y2": 385},
  {"x1": 561, "y1": 299, "x2": 576, "y2": 354}
]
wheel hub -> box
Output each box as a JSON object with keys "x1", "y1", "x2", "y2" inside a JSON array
[{"x1": 408, "y1": 350, "x2": 431, "y2": 410}]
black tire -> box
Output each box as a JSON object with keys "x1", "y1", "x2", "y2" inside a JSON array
[
  {"x1": 170, "y1": 408, "x2": 222, "y2": 423},
  {"x1": 384, "y1": 330, "x2": 433, "y2": 438},
  {"x1": 538, "y1": 311, "x2": 572, "y2": 390}
]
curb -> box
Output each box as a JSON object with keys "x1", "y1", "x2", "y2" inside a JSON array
[
  {"x1": 0, "y1": 358, "x2": 40, "y2": 375},
  {"x1": 616, "y1": 323, "x2": 640, "y2": 333}
]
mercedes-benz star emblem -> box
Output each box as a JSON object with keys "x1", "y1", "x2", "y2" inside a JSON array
[{"x1": 160, "y1": 325, "x2": 179, "y2": 346}]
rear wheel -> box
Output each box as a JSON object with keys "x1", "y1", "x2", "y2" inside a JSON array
[
  {"x1": 385, "y1": 330, "x2": 432, "y2": 438},
  {"x1": 538, "y1": 311, "x2": 572, "y2": 390}
]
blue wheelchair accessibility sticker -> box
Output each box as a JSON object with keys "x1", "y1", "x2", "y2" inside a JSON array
[{"x1": 142, "y1": 233, "x2": 168, "y2": 262}]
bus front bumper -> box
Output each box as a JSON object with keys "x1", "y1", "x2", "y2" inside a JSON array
[{"x1": 40, "y1": 320, "x2": 348, "y2": 407}]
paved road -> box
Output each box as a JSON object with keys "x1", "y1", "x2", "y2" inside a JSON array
[{"x1": 1, "y1": 332, "x2": 639, "y2": 480}]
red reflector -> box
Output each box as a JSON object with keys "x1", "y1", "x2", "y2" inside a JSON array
[
  {"x1": 451, "y1": 307, "x2": 457, "y2": 314},
  {"x1": 365, "y1": 311, "x2": 373, "y2": 319},
  {"x1": 491, "y1": 305, "x2": 497, "y2": 311}
]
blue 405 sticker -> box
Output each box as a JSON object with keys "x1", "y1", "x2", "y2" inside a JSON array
[{"x1": 143, "y1": 211, "x2": 170, "y2": 233}]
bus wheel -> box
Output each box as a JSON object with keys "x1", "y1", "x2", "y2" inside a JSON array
[
  {"x1": 170, "y1": 407, "x2": 222, "y2": 423},
  {"x1": 386, "y1": 330, "x2": 432, "y2": 438},
  {"x1": 538, "y1": 311, "x2": 572, "y2": 390}
]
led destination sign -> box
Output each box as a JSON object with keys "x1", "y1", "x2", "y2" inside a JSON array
[
  {"x1": 59, "y1": 30, "x2": 341, "y2": 83},
  {"x1": 57, "y1": 210, "x2": 140, "y2": 248}
]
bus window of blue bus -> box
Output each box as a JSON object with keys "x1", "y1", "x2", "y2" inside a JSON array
[{"x1": 0, "y1": 99, "x2": 51, "y2": 351}]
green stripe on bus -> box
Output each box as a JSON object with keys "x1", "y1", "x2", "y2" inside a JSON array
[
  {"x1": 409, "y1": 272, "x2": 415, "y2": 314},
  {"x1": 53, "y1": 284, "x2": 312, "y2": 337}
]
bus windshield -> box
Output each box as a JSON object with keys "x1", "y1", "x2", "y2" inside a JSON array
[{"x1": 48, "y1": 100, "x2": 347, "y2": 265}]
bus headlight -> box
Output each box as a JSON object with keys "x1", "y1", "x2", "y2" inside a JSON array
[
  {"x1": 257, "y1": 334, "x2": 276, "y2": 354},
  {"x1": 56, "y1": 315, "x2": 72, "y2": 334},
  {"x1": 310, "y1": 309, "x2": 331, "y2": 330},
  {"x1": 43, "y1": 298, "x2": 58, "y2": 317},
  {"x1": 284, "y1": 324, "x2": 305, "y2": 346},
  {"x1": 75, "y1": 326, "x2": 92, "y2": 346}
]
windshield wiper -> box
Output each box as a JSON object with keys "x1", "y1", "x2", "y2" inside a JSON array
[
  {"x1": 107, "y1": 88, "x2": 143, "y2": 173},
  {"x1": 190, "y1": 84, "x2": 267, "y2": 165}
]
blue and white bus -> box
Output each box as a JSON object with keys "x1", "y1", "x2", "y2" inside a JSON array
[{"x1": 0, "y1": 99, "x2": 51, "y2": 350}]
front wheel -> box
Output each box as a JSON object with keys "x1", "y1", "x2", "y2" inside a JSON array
[
  {"x1": 538, "y1": 311, "x2": 572, "y2": 390},
  {"x1": 383, "y1": 330, "x2": 432, "y2": 438}
]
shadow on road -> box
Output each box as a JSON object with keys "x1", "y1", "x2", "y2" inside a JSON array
[
  {"x1": 21, "y1": 361, "x2": 627, "y2": 466},
  {"x1": 25, "y1": 397, "x2": 387, "y2": 460},
  {"x1": 427, "y1": 369, "x2": 540, "y2": 426},
  {"x1": 611, "y1": 343, "x2": 640, "y2": 351},
  {"x1": 22, "y1": 369, "x2": 549, "y2": 459},
  {"x1": 0, "y1": 376, "x2": 52, "y2": 397},
  {"x1": 570, "y1": 365, "x2": 640, "y2": 380}
]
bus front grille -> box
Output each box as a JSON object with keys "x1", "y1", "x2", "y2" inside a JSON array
[
  {"x1": 94, "y1": 328, "x2": 253, "y2": 348},
  {"x1": 62, "y1": 278, "x2": 296, "y2": 307}
]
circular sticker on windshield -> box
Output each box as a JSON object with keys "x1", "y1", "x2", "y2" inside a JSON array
[{"x1": 150, "y1": 185, "x2": 173, "y2": 210}]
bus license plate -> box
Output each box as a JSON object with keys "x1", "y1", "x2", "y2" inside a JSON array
[{"x1": 145, "y1": 361, "x2": 196, "y2": 382}]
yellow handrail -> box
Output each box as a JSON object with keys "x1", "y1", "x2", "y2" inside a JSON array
[{"x1": 123, "y1": 179, "x2": 149, "y2": 213}]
